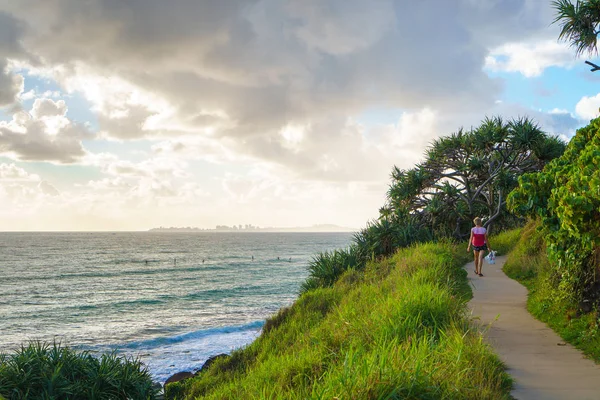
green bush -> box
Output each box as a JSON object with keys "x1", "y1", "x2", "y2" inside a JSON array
[
  {"x1": 301, "y1": 245, "x2": 364, "y2": 293},
  {"x1": 503, "y1": 220, "x2": 600, "y2": 362},
  {"x1": 508, "y1": 117, "x2": 600, "y2": 304},
  {"x1": 0, "y1": 342, "x2": 157, "y2": 400}
]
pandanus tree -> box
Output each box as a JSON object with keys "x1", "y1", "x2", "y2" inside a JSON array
[
  {"x1": 381, "y1": 116, "x2": 566, "y2": 240},
  {"x1": 553, "y1": 0, "x2": 600, "y2": 56}
]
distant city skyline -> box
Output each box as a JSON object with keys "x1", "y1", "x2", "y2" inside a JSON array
[
  {"x1": 0, "y1": 1, "x2": 598, "y2": 231},
  {"x1": 150, "y1": 223, "x2": 356, "y2": 232}
]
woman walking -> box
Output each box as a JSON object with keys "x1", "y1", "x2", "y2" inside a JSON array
[{"x1": 468, "y1": 217, "x2": 491, "y2": 277}]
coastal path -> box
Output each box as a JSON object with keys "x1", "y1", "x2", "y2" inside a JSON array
[{"x1": 467, "y1": 255, "x2": 600, "y2": 400}]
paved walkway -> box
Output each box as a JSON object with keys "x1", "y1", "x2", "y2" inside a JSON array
[{"x1": 467, "y1": 255, "x2": 600, "y2": 400}]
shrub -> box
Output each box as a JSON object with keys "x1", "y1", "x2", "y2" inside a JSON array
[
  {"x1": 503, "y1": 221, "x2": 600, "y2": 362},
  {"x1": 508, "y1": 117, "x2": 600, "y2": 304},
  {"x1": 301, "y1": 245, "x2": 364, "y2": 293},
  {"x1": 0, "y1": 342, "x2": 157, "y2": 400}
]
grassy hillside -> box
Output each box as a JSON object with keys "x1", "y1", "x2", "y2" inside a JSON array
[
  {"x1": 167, "y1": 242, "x2": 512, "y2": 399},
  {"x1": 504, "y1": 220, "x2": 600, "y2": 362}
]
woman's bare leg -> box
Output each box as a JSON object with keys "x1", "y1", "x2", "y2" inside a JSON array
[
  {"x1": 473, "y1": 250, "x2": 480, "y2": 274},
  {"x1": 478, "y1": 251, "x2": 486, "y2": 275}
]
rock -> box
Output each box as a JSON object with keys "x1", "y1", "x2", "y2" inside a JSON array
[
  {"x1": 152, "y1": 382, "x2": 164, "y2": 399},
  {"x1": 195, "y1": 353, "x2": 230, "y2": 375},
  {"x1": 164, "y1": 371, "x2": 194, "y2": 387},
  {"x1": 579, "y1": 299, "x2": 593, "y2": 313}
]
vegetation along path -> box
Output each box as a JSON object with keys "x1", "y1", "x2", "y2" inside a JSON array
[{"x1": 467, "y1": 255, "x2": 600, "y2": 400}]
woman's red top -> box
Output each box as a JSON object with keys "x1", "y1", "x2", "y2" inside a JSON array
[{"x1": 471, "y1": 226, "x2": 486, "y2": 246}]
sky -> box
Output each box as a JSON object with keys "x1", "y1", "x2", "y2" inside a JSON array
[{"x1": 0, "y1": 0, "x2": 599, "y2": 231}]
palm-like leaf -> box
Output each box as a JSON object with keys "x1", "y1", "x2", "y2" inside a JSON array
[{"x1": 553, "y1": 0, "x2": 600, "y2": 55}]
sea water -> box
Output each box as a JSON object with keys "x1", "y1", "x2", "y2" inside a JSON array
[{"x1": 0, "y1": 231, "x2": 352, "y2": 383}]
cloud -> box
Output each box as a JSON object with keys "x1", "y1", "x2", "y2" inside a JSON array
[
  {"x1": 0, "y1": 162, "x2": 40, "y2": 181},
  {"x1": 31, "y1": 98, "x2": 67, "y2": 118},
  {"x1": 1, "y1": 0, "x2": 553, "y2": 145},
  {"x1": 0, "y1": 0, "x2": 584, "y2": 230},
  {"x1": 0, "y1": 66, "x2": 23, "y2": 107},
  {"x1": 39, "y1": 180, "x2": 60, "y2": 196},
  {"x1": 485, "y1": 40, "x2": 576, "y2": 77},
  {"x1": 575, "y1": 93, "x2": 600, "y2": 121},
  {"x1": 0, "y1": 99, "x2": 90, "y2": 163},
  {"x1": 1, "y1": 0, "x2": 565, "y2": 157},
  {"x1": 0, "y1": 163, "x2": 61, "y2": 218},
  {"x1": 0, "y1": 11, "x2": 28, "y2": 107}
]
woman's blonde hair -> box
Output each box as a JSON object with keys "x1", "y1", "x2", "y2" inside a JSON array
[{"x1": 473, "y1": 217, "x2": 482, "y2": 226}]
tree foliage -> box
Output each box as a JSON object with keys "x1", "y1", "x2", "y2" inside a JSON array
[
  {"x1": 382, "y1": 116, "x2": 565, "y2": 240},
  {"x1": 553, "y1": 0, "x2": 600, "y2": 55},
  {"x1": 508, "y1": 117, "x2": 600, "y2": 304},
  {"x1": 302, "y1": 116, "x2": 565, "y2": 293}
]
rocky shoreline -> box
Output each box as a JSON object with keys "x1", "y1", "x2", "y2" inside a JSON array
[{"x1": 160, "y1": 353, "x2": 230, "y2": 395}]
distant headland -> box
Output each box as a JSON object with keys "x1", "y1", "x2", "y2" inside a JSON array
[{"x1": 148, "y1": 224, "x2": 356, "y2": 233}]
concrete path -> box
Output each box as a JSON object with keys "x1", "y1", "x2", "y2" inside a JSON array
[{"x1": 467, "y1": 255, "x2": 600, "y2": 400}]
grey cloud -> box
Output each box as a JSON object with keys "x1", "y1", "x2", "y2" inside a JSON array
[
  {"x1": 0, "y1": 64, "x2": 23, "y2": 106},
  {"x1": 0, "y1": 11, "x2": 27, "y2": 106},
  {"x1": 0, "y1": 0, "x2": 565, "y2": 176},
  {"x1": 97, "y1": 104, "x2": 156, "y2": 139},
  {"x1": 238, "y1": 118, "x2": 398, "y2": 182},
  {"x1": 31, "y1": 98, "x2": 67, "y2": 118},
  {"x1": 3, "y1": 1, "x2": 541, "y2": 112},
  {"x1": 0, "y1": 112, "x2": 89, "y2": 163},
  {"x1": 38, "y1": 180, "x2": 60, "y2": 196},
  {"x1": 0, "y1": 11, "x2": 25, "y2": 55}
]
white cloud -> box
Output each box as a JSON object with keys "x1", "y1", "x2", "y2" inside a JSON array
[
  {"x1": 0, "y1": 163, "x2": 40, "y2": 181},
  {"x1": 0, "y1": 163, "x2": 62, "y2": 221},
  {"x1": 485, "y1": 40, "x2": 576, "y2": 77},
  {"x1": 575, "y1": 93, "x2": 600, "y2": 121}
]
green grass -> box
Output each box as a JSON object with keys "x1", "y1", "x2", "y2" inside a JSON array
[
  {"x1": 489, "y1": 228, "x2": 522, "y2": 258},
  {"x1": 167, "y1": 242, "x2": 512, "y2": 399},
  {"x1": 503, "y1": 220, "x2": 600, "y2": 362},
  {"x1": 0, "y1": 341, "x2": 157, "y2": 400}
]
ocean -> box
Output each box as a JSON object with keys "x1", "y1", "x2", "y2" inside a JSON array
[{"x1": 0, "y1": 231, "x2": 353, "y2": 383}]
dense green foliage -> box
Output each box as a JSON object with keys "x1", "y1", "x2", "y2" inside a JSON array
[
  {"x1": 0, "y1": 342, "x2": 157, "y2": 400},
  {"x1": 503, "y1": 220, "x2": 600, "y2": 362},
  {"x1": 167, "y1": 242, "x2": 512, "y2": 399},
  {"x1": 553, "y1": 0, "x2": 600, "y2": 55},
  {"x1": 508, "y1": 117, "x2": 600, "y2": 304},
  {"x1": 304, "y1": 116, "x2": 563, "y2": 293},
  {"x1": 382, "y1": 116, "x2": 564, "y2": 241}
]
